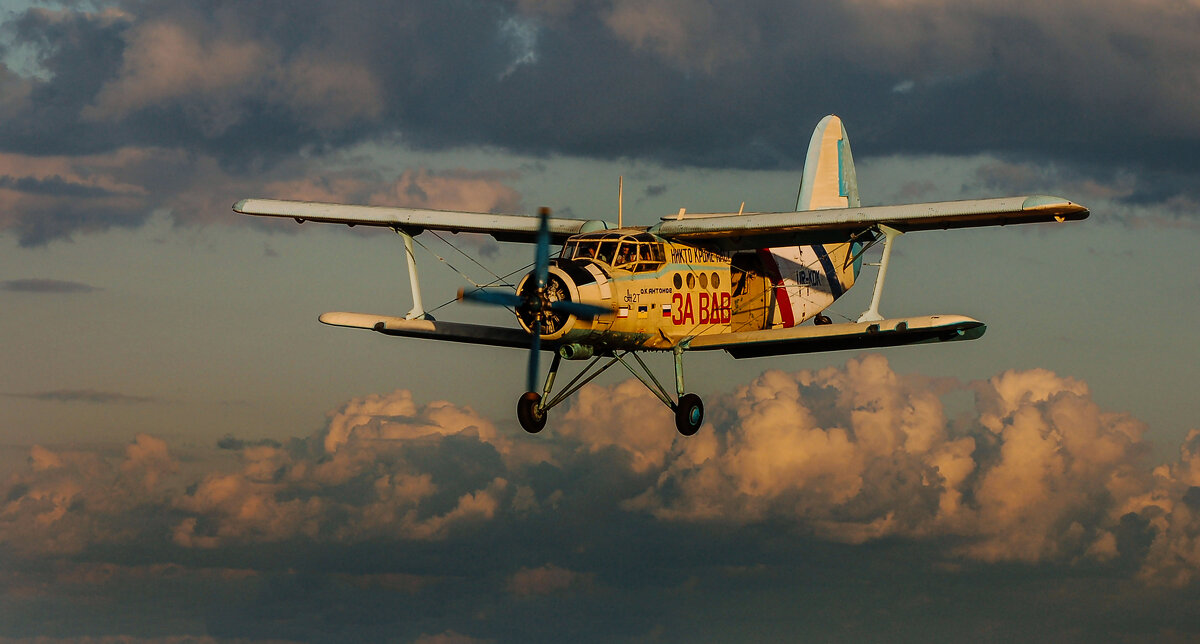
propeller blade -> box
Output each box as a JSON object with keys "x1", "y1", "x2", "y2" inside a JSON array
[
  {"x1": 549, "y1": 300, "x2": 611, "y2": 319},
  {"x1": 458, "y1": 287, "x2": 522, "y2": 308},
  {"x1": 527, "y1": 318, "x2": 541, "y2": 393},
  {"x1": 534, "y1": 207, "x2": 550, "y2": 290}
]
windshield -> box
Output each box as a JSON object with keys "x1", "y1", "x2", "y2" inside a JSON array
[{"x1": 566, "y1": 235, "x2": 665, "y2": 272}]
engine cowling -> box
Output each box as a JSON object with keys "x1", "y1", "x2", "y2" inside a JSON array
[{"x1": 514, "y1": 266, "x2": 582, "y2": 341}]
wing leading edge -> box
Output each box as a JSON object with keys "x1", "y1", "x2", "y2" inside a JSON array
[
  {"x1": 684, "y1": 315, "x2": 986, "y2": 358},
  {"x1": 652, "y1": 195, "x2": 1088, "y2": 250},
  {"x1": 234, "y1": 199, "x2": 613, "y2": 244}
]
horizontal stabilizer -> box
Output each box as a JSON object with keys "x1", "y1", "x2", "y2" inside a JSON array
[
  {"x1": 319, "y1": 312, "x2": 556, "y2": 350},
  {"x1": 683, "y1": 315, "x2": 985, "y2": 358}
]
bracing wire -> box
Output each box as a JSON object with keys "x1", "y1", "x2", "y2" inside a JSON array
[{"x1": 407, "y1": 232, "x2": 537, "y2": 316}]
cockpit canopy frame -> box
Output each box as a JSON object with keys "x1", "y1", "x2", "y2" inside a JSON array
[{"x1": 562, "y1": 232, "x2": 666, "y2": 272}]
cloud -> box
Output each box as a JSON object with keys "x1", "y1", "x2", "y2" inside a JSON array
[
  {"x1": 0, "y1": 278, "x2": 99, "y2": 293},
  {"x1": 83, "y1": 19, "x2": 383, "y2": 133},
  {"x1": 506, "y1": 564, "x2": 591, "y2": 596},
  {"x1": 3, "y1": 360, "x2": 1200, "y2": 638},
  {"x1": 0, "y1": 137, "x2": 526, "y2": 243},
  {"x1": 6, "y1": 357, "x2": 1189, "y2": 572},
  {"x1": 623, "y1": 356, "x2": 1156, "y2": 564},
  {"x1": 4, "y1": 389, "x2": 155, "y2": 404},
  {"x1": 2, "y1": 1, "x2": 1199, "y2": 243}
]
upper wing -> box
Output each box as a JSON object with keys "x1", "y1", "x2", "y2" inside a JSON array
[
  {"x1": 684, "y1": 315, "x2": 985, "y2": 358},
  {"x1": 652, "y1": 195, "x2": 1088, "y2": 250},
  {"x1": 233, "y1": 198, "x2": 613, "y2": 244}
]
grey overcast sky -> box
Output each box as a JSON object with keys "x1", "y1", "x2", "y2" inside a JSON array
[{"x1": 1, "y1": 1, "x2": 1199, "y2": 641}]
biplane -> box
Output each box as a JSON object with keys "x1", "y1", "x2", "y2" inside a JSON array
[{"x1": 235, "y1": 116, "x2": 1088, "y2": 435}]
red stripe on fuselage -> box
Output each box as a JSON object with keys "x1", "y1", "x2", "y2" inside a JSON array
[{"x1": 756, "y1": 248, "x2": 795, "y2": 328}]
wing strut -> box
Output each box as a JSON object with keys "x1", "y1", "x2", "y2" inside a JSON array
[
  {"x1": 394, "y1": 228, "x2": 431, "y2": 320},
  {"x1": 858, "y1": 225, "x2": 902, "y2": 323}
]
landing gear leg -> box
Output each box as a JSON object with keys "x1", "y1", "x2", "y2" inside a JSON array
[
  {"x1": 517, "y1": 353, "x2": 560, "y2": 434},
  {"x1": 672, "y1": 346, "x2": 704, "y2": 436}
]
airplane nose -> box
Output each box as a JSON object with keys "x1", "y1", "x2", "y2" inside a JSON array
[{"x1": 515, "y1": 267, "x2": 576, "y2": 338}]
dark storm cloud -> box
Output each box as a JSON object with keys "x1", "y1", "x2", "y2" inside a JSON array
[
  {"x1": 2, "y1": 0, "x2": 1199, "y2": 242},
  {"x1": 4, "y1": 358, "x2": 1200, "y2": 640},
  {"x1": 0, "y1": 278, "x2": 98, "y2": 293},
  {"x1": 6, "y1": 1, "x2": 1200, "y2": 168}
]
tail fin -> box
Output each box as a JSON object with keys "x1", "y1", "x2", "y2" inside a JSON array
[
  {"x1": 796, "y1": 115, "x2": 859, "y2": 211},
  {"x1": 756, "y1": 116, "x2": 862, "y2": 328}
]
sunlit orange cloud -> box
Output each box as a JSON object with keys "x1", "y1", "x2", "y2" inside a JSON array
[
  {"x1": 619, "y1": 356, "x2": 1162, "y2": 565},
  {"x1": 85, "y1": 19, "x2": 383, "y2": 133},
  {"x1": 0, "y1": 141, "x2": 526, "y2": 241},
  {"x1": 600, "y1": 0, "x2": 755, "y2": 72},
  {"x1": 4, "y1": 358, "x2": 1199, "y2": 586},
  {"x1": 507, "y1": 564, "x2": 592, "y2": 596}
]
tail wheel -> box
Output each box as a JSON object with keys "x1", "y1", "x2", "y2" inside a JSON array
[
  {"x1": 517, "y1": 391, "x2": 547, "y2": 434},
  {"x1": 675, "y1": 393, "x2": 704, "y2": 436}
]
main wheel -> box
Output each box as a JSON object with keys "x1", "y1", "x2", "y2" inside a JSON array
[
  {"x1": 675, "y1": 393, "x2": 704, "y2": 436},
  {"x1": 517, "y1": 391, "x2": 547, "y2": 433}
]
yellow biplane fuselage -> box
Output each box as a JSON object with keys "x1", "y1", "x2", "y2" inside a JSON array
[{"x1": 524, "y1": 231, "x2": 860, "y2": 353}]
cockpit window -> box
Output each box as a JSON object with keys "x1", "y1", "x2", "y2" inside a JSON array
[
  {"x1": 596, "y1": 241, "x2": 618, "y2": 264},
  {"x1": 565, "y1": 234, "x2": 666, "y2": 272}
]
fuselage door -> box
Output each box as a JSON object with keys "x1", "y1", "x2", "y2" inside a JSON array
[{"x1": 730, "y1": 252, "x2": 772, "y2": 332}]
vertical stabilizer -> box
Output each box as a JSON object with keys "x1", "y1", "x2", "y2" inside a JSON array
[
  {"x1": 759, "y1": 115, "x2": 863, "y2": 328},
  {"x1": 796, "y1": 115, "x2": 859, "y2": 211}
]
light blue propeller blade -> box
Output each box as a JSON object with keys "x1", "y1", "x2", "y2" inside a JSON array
[
  {"x1": 549, "y1": 300, "x2": 611, "y2": 319},
  {"x1": 527, "y1": 318, "x2": 541, "y2": 393},
  {"x1": 458, "y1": 288, "x2": 522, "y2": 308},
  {"x1": 534, "y1": 207, "x2": 550, "y2": 291}
]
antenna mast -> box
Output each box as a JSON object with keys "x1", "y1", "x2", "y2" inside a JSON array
[{"x1": 618, "y1": 176, "x2": 624, "y2": 228}]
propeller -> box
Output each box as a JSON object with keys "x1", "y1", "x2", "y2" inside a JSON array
[{"x1": 459, "y1": 207, "x2": 609, "y2": 392}]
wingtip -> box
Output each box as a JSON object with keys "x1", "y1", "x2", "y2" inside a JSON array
[{"x1": 1021, "y1": 195, "x2": 1090, "y2": 221}]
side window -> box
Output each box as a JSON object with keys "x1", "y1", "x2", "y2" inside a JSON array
[
  {"x1": 649, "y1": 243, "x2": 665, "y2": 263},
  {"x1": 597, "y1": 241, "x2": 618, "y2": 265},
  {"x1": 615, "y1": 242, "x2": 638, "y2": 268},
  {"x1": 574, "y1": 242, "x2": 597, "y2": 260},
  {"x1": 631, "y1": 243, "x2": 667, "y2": 272}
]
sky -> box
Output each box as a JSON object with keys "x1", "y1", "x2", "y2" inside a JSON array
[{"x1": 1, "y1": 0, "x2": 1199, "y2": 641}]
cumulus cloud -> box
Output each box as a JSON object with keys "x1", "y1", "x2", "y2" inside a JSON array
[
  {"x1": 0, "y1": 434, "x2": 178, "y2": 556},
  {"x1": 3, "y1": 359, "x2": 1200, "y2": 637},
  {"x1": 4, "y1": 357, "x2": 1196, "y2": 578},
  {"x1": 622, "y1": 356, "x2": 1160, "y2": 565},
  {"x1": 84, "y1": 19, "x2": 383, "y2": 133}
]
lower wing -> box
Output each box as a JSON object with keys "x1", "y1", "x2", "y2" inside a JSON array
[
  {"x1": 318, "y1": 312, "x2": 560, "y2": 350},
  {"x1": 683, "y1": 315, "x2": 986, "y2": 358}
]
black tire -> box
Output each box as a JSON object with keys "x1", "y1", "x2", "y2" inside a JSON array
[
  {"x1": 517, "y1": 391, "x2": 547, "y2": 434},
  {"x1": 814, "y1": 314, "x2": 832, "y2": 326},
  {"x1": 675, "y1": 393, "x2": 704, "y2": 436}
]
